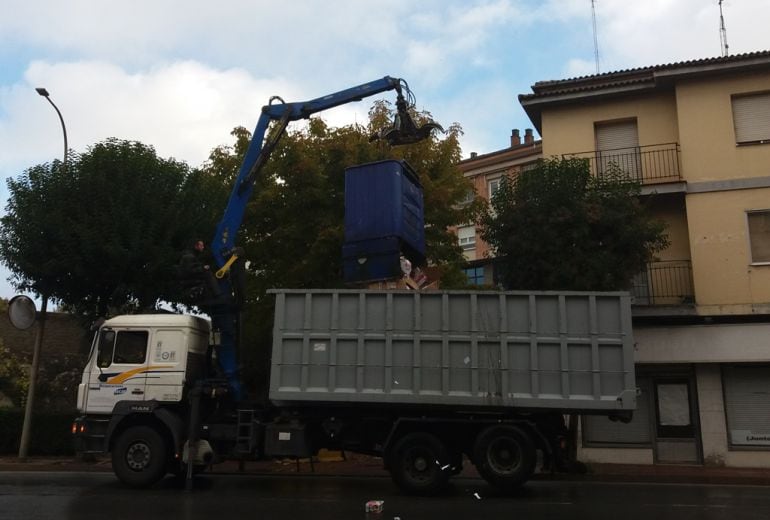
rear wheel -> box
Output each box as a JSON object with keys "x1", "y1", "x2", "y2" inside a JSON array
[
  {"x1": 473, "y1": 425, "x2": 535, "y2": 491},
  {"x1": 388, "y1": 432, "x2": 450, "y2": 495},
  {"x1": 111, "y1": 425, "x2": 168, "y2": 488}
]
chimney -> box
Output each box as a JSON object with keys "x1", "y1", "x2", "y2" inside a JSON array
[
  {"x1": 470, "y1": 152, "x2": 478, "y2": 159},
  {"x1": 510, "y1": 129, "x2": 521, "y2": 147},
  {"x1": 524, "y1": 128, "x2": 534, "y2": 144}
]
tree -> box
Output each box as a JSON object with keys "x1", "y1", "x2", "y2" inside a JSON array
[
  {"x1": 203, "y1": 102, "x2": 480, "y2": 294},
  {"x1": 0, "y1": 139, "x2": 228, "y2": 322},
  {"x1": 480, "y1": 158, "x2": 669, "y2": 291}
]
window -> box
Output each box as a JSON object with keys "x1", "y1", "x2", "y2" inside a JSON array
[
  {"x1": 459, "y1": 190, "x2": 475, "y2": 205},
  {"x1": 462, "y1": 266, "x2": 485, "y2": 285},
  {"x1": 595, "y1": 120, "x2": 640, "y2": 180},
  {"x1": 488, "y1": 178, "x2": 501, "y2": 199},
  {"x1": 457, "y1": 225, "x2": 476, "y2": 250},
  {"x1": 723, "y1": 365, "x2": 770, "y2": 447},
  {"x1": 97, "y1": 329, "x2": 116, "y2": 368},
  {"x1": 98, "y1": 329, "x2": 149, "y2": 367},
  {"x1": 748, "y1": 210, "x2": 770, "y2": 263},
  {"x1": 732, "y1": 92, "x2": 770, "y2": 144}
]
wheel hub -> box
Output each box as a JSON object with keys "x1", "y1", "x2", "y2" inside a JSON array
[
  {"x1": 413, "y1": 456, "x2": 428, "y2": 472},
  {"x1": 126, "y1": 442, "x2": 151, "y2": 471},
  {"x1": 489, "y1": 439, "x2": 520, "y2": 473}
]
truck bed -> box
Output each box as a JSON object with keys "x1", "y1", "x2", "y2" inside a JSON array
[{"x1": 268, "y1": 289, "x2": 635, "y2": 412}]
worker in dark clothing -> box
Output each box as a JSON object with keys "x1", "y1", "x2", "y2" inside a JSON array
[
  {"x1": 179, "y1": 240, "x2": 241, "y2": 398},
  {"x1": 179, "y1": 239, "x2": 221, "y2": 302}
]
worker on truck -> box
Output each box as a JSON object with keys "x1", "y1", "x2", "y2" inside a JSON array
[
  {"x1": 178, "y1": 239, "x2": 242, "y2": 399},
  {"x1": 178, "y1": 239, "x2": 220, "y2": 303}
]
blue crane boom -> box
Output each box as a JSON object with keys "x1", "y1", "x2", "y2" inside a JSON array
[
  {"x1": 201, "y1": 76, "x2": 442, "y2": 400},
  {"x1": 211, "y1": 76, "x2": 439, "y2": 269}
]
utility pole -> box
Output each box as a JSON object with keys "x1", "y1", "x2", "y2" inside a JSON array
[{"x1": 18, "y1": 88, "x2": 67, "y2": 460}]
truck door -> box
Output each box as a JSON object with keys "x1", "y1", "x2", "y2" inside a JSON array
[{"x1": 85, "y1": 328, "x2": 151, "y2": 414}]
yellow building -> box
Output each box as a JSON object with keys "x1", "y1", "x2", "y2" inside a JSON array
[{"x1": 519, "y1": 51, "x2": 770, "y2": 467}]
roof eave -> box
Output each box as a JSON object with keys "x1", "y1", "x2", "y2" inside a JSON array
[{"x1": 519, "y1": 82, "x2": 657, "y2": 134}]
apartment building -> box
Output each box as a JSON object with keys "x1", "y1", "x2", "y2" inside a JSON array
[
  {"x1": 456, "y1": 129, "x2": 542, "y2": 285},
  {"x1": 518, "y1": 51, "x2": 770, "y2": 467}
]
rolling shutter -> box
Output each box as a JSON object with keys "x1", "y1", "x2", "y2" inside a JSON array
[
  {"x1": 595, "y1": 121, "x2": 640, "y2": 180},
  {"x1": 582, "y1": 377, "x2": 652, "y2": 445},
  {"x1": 732, "y1": 93, "x2": 770, "y2": 144},
  {"x1": 723, "y1": 365, "x2": 770, "y2": 446}
]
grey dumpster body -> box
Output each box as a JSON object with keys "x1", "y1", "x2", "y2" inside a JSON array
[{"x1": 268, "y1": 290, "x2": 635, "y2": 412}]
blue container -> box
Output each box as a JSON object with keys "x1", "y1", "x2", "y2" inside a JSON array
[
  {"x1": 342, "y1": 237, "x2": 402, "y2": 283},
  {"x1": 344, "y1": 160, "x2": 425, "y2": 258}
]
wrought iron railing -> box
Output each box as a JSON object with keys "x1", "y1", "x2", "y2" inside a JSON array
[
  {"x1": 564, "y1": 143, "x2": 681, "y2": 185},
  {"x1": 631, "y1": 260, "x2": 694, "y2": 306}
]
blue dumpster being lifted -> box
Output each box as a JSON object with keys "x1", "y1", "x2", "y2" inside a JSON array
[{"x1": 342, "y1": 160, "x2": 425, "y2": 283}]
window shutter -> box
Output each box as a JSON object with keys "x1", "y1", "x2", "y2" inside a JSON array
[
  {"x1": 732, "y1": 93, "x2": 770, "y2": 144},
  {"x1": 723, "y1": 365, "x2": 770, "y2": 446},
  {"x1": 583, "y1": 377, "x2": 652, "y2": 445},
  {"x1": 596, "y1": 121, "x2": 639, "y2": 151},
  {"x1": 748, "y1": 211, "x2": 770, "y2": 263},
  {"x1": 595, "y1": 121, "x2": 640, "y2": 180}
]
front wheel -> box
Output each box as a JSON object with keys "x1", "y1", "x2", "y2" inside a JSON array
[
  {"x1": 388, "y1": 432, "x2": 451, "y2": 495},
  {"x1": 473, "y1": 425, "x2": 536, "y2": 491},
  {"x1": 111, "y1": 425, "x2": 168, "y2": 488}
]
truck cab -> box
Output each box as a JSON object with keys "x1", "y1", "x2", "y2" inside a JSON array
[{"x1": 77, "y1": 314, "x2": 210, "y2": 416}]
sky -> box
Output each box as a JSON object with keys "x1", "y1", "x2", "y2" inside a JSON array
[{"x1": 0, "y1": 0, "x2": 768, "y2": 301}]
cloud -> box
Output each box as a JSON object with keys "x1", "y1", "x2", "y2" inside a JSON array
[{"x1": 1, "y1": 60, "x2": 391, "y2": 176}]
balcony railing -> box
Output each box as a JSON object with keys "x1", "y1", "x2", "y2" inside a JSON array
[
  {"x1": 564, "y1": 142, "x2": 681, "y2": 185},
  {"x1": 631, "y1": 260, "x2": 694, "y2": 306}
]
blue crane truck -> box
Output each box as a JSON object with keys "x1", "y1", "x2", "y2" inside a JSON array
[{"x1": 71, "y1": 77, "x2": 636, "y2": 494}]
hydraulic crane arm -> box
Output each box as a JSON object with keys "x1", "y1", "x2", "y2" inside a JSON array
[{"x1": 211, "y1": 76, "x2": 442, "y2": 268}]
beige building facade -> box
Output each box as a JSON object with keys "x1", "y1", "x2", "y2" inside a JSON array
[{"x1": 519, "y1": 51, "x2": 770, "y2": 467}]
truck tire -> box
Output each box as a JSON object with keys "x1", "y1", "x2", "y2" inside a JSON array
[
  {"x1": 388, "y1": 432, "x2": 450, "y2": 495},
  {"x1": 473, "y1": 425, "x2": 535, "y2": 491},
  {"x1": 111, "y1": 425, "x2": 168, "y2": 488}
]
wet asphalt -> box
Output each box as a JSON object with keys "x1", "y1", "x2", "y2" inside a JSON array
[{"x1": 2, "y1": 471, "x2": 770, "y2": 520}]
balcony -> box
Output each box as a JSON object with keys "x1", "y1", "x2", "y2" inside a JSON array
[
  {"x1": 631, "y1": 260, "x2": 694, "y2": 306},
  {"x1": 564, "y1": 143, "x2": 681, "y2": 185}
]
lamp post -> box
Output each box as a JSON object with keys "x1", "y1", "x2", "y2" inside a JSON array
[
  {"x1": 18, "y1": 88, "x2": 67, "y2": 460},
  {"x1": 35, "y1": 88, "x2": 68, "y2": 173}
]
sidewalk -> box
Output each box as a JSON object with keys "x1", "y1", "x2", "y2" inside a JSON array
[{"x1": 3, "y1": 454, "x2": 770, "y2": 486}]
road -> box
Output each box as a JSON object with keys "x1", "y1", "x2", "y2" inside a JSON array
[{"x1": 1, "y1": 471, "x2": 770, "y2": 520}]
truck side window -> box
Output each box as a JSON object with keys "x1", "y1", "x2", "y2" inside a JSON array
[
  {"x1": 97, "y1": 330, "x2": 116, "y2": 368},
  {"x1": 113, "y1": 331, "x2": 149, "y2": 365}
]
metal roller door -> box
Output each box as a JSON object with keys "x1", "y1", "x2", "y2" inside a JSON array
[{"x1": 723, "y1": 364, "x2": 770, "y2": 446}]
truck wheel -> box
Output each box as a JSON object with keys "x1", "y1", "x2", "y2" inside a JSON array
[
  {"x1": 388, "y1": 432, "x2": 450, "y2": 495},
  {"x1": 112, "y1": 425, "x2": 168, "y2": 488},
  {"x1": 473, "y1": 425, "x2": 535, "y2": 491}
]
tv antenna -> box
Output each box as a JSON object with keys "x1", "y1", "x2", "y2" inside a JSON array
[
  {"x1": 592, "y1": 0, "x2": 600, "y2": 73},
  {"x1": 719, "y1": 0, "x2": 729, "y2": 57}
]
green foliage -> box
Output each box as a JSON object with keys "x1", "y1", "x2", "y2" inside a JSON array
[
  {"x1": 0, "y1": 139, "x2": 229, "y2": 322},
  {"x1": 480, "y1": 158, "x2": 670, "y2": 291},
  {"x1": 203, "y1": 103, "x2": 477, "y2": 294},
  {"x1": 0, "y1": 342, "x2": 29, "y2": 408},
  {"x1": 0, "y1": 409, "x2": 76, "y2": 455}
]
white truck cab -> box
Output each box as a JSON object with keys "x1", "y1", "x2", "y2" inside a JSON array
[{"x1": 77, "y1": 314, "x2": 210, "y2": 415}]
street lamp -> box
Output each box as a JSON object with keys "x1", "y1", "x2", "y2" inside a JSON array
[
  {"x1": 35, "y1": 87, "x2": 68, "y2": 172},
  {"x1": 18, "y1": 88, "x2": 67, "y2": 460}
]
